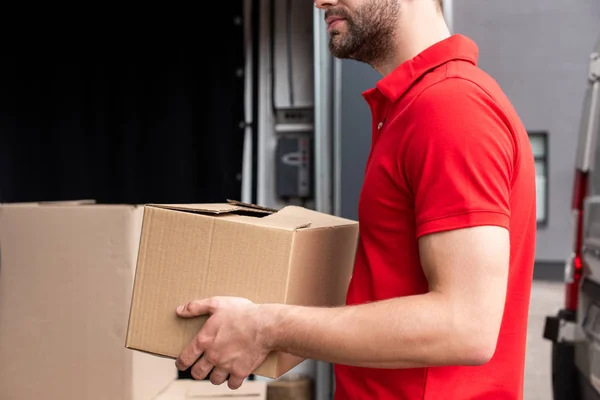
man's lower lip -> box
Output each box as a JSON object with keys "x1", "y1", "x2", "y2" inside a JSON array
[{"x1": 328, "y1": 19, "x2": 345, "y2": 31}]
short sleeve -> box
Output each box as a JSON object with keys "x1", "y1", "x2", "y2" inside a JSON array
[{"x1": 402, "y1": 78, "x2": 515, "y2": 239}]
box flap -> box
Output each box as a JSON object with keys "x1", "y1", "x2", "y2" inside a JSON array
[
  {"x1": 272, "y1": 206, "x2": 357, "y2": 229},
  {"x1": 220, "y1": 205, "x2": 357, "y2": 232},
  {"x1": 226, "y1": 199, "x2": 279, "y2": 213},
  {"x1": 147, "y1": 203, "x2": 273, "y2": 216},
  {"x1": 252, "y1": 212, "x2": 311, "y2": 231},
  {"x1": 145, "y1": 202, "x2": 313, "y2": 231},
  {"x1": 153, "y1": 380, "x2": 266, "y2": 400}
]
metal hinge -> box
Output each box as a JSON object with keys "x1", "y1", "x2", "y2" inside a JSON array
[
  {"x1": 590, "y1": 53, "x2": 600, "y2": 82},
  {"x1": 558, "y1": 320, "x2": 587, "y2": 343},
  {"x1": 564, "y1": 252, "x2": 576, "y2": 284}
]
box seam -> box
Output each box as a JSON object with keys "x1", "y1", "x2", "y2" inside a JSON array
[
  {"x1": 125, "y1": 206, "x2": 149, "y2": 349},
  {"x1": 278, "y1": 229, "x2": 297, "y2": 375},
  {"x1": 203, "y1": 218, "x2": 217, "y2": 299}
]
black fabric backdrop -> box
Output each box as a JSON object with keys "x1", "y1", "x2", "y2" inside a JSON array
[{"x1": 0, "y1": 12, "x2": 246, "y2": 204}]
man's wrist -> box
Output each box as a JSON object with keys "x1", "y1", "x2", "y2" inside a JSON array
[{"x1": 258, "y1": 303, "x2": 288, "y2": 352}]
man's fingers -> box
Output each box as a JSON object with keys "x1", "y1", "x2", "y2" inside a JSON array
[
  {"x1": 209, "y1": 367, "x2": 229, "y2": 386},
  {"x1": 191, "y1": 356, "x2": 214, "y2": 381},
  {"x1": 227, "y1": 375, "x2": 246, "y2": 390},
  {"x1": 176, "y1": 298, "x2": 217, "y2": 318},
  {"x1": 175, "y1": 335, "x2": 205, "y2": 371}
]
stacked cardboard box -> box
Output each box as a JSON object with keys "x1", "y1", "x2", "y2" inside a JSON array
[
  {"x1": 0, "y1": 201, "x2": 176, "y2": 399},
  {"x1": 154, "y1": 380, "x2": 267, "y2": 400}
]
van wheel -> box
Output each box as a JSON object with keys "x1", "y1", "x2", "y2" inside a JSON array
[{"x1": 551, "y1": 338, "x2": 580, "y2": 399}]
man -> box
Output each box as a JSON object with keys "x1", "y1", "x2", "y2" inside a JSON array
[{"x1": 175, "y1": 0, "x2": 537, "y2": 398}]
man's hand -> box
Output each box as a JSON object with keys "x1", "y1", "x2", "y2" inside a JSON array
[{"x1": 174, "y1": 296, "x2": 273, "y2": 390}]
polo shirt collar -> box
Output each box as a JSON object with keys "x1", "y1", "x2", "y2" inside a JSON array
[{"x1": 363, "y1": 34, "x2": 479, "y2": 104}]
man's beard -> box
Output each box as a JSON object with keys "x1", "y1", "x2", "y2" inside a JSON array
[{"x1": 327, "y1": 0, "x2": 399, "y2": 66}]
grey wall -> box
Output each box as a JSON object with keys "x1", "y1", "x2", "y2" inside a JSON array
[
  {"x1": 339, "y1": 61, "x2": 379, "y2": 220},
  {"x1": 454, "y1": 0, "x2": 600, "y2": 261},
  {"x1": 339, "y1": 1, "x2": 600, "y2": 262}
]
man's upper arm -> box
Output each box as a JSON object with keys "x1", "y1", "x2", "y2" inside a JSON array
[
  {"x1": 403, "y1": 79, "x2": 514, "y2": 355},
  {"x1": 418, "y1": 225, "x2": 509, "y2": 360}
]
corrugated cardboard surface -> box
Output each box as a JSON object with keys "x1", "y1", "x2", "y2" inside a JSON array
[
  {"x1": 153, "y1": 380, "x2": 266, "y2": 400},
  {"x1": 126, "y1": 203, "x2": 359, "y2": 379},
  {"x1": 266, "y1": 375, "x2": 313, "y2": 400},
  {"x1": 0, "y1": 203, "x2": 176, "y2": 400}
]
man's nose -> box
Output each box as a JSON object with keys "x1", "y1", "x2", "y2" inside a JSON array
[{"x1": 314, "y1": 0, "x2": 339, "y2": 10}]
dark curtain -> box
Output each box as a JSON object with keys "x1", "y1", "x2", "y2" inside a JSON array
[{"x1": 0, "y1": 11, "x2": 246, "y2": 204}]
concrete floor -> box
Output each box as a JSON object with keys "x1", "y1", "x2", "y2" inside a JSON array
[{"x1": 525, "y1": 280, "x2": 564, "y2": 400}]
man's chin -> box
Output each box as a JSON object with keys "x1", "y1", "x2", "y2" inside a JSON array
[
  {"x1": 328, "y1": 45, "x2": 365, "y2": 63},
  {"x1": 328, "y1": 35, "x2": 344, "y2": 52},
  {"x1": 328, "y1": 46, "x2": 351, "y2": 60}
]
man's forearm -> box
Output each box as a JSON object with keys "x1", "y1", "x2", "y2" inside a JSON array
[{"x1": 263, "y1": 292, "x2": 493, "y2": 369}]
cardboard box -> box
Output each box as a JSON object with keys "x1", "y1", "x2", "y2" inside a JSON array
[
  {"x1": 153, "y1": 380, "x2": 266, "y2": 400},
  {"x1": 266, "y1": 374, "x2": 313, "y2": 400},
  {"x1": 0, "y1": 202, "x2": 177, "y2": 400},
  {"x1": 125, "y1": 201, "x2": 359, "y2": 378}
]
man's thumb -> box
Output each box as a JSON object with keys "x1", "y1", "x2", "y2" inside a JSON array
[{"x1": 176, "y1": 300, "x2": 212, "y2": 318}]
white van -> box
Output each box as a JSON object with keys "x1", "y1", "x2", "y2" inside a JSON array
[{"x1": 543, "y1": 36, "x2": 600, "y2": 400}]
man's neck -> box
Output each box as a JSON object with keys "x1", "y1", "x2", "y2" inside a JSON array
[{"x1": 375, "y1": 5, "x2": 451, "y2": 76}]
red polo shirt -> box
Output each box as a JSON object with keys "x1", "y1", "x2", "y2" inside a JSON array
[{"x1": 333, "y1": 35, "x2": 537, "y2": 400}]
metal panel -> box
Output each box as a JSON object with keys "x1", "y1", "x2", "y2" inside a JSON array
[
  {"x1": 333, "y1": 57, "x2": 343, "y2": 217},
  {"x1": 242, "y1": 0, "x2": 255, "y2": 204},
  {"x1": 313, "y1": 7, "x2": 333, "y2": 215},
  {"x1": 272, "y1": 0, "x2": 315, "y2": 109}
]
